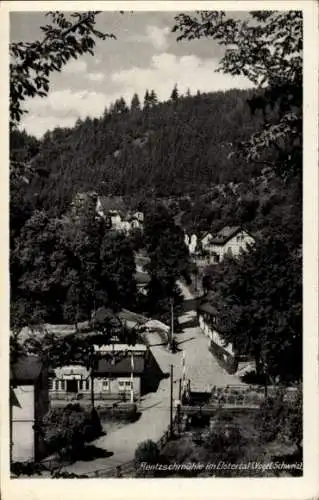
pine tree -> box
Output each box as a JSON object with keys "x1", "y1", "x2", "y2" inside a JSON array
[
  {"x1": 130, "y1": 93, "x2": 141, "y2": 112},
  {"x1": 143, "y1": 90, "x2": 151, "y2": 110},
  {"x1": 170, "y1": 84, "x2": 179, "y2": 102},
  {"x1": 112, "y1": 97, "x2": 129, "y2": 114},
  {"x1": 149, "y1": 89, "x2": 158, "y2": 107}
]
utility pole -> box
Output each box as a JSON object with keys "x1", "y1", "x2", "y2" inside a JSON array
[
  {"x1": 90, "y1": 347, "x2": 95, "y2": 412},
  {"x1": 264, "y1": 360, "x2": 268, "y2": 399},
  {"x1": 170, "y1": 296, "x2": 174, "y2": 350},
  {"x1": 9, "y1": 385, "x2": 13, "y2": 465},
  {"x1": 170, "y1": 364, "x2": 174, "y2": 437}
]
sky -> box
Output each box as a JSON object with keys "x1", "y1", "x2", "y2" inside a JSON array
[{"x1": 10, "y1": 11, "x2": 255, "y2": 138}]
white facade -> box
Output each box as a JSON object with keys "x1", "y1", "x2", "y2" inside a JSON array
[
  {"x1": 12, "y1": 385, "x2": 35, "y2": 462},
  {"x1": 133, "y1": 212, "x2": 144, "y2": 222},
  {"x1": 131, "y1": 219, "x2": 142, "y2": 230},
  {"x1": 189, "y1": 234, "x2": 198, "y2": 254},
  {"x1": 49, "y1": 357, "x2": 143, "y2": 400},
  {"x1": 94, "y1": 344, "x2": 147, "y2": 354},
  {"x1": 201, "y1": 229, "x2": 255, "y2": 263},
  {"x1": 184, "y1": 233, "x2": 198, "y2": 255},
  {"x1": 110, "y1": 211, "x2": 123, "y2": 229},
  {"x1": 198, "y1": 314, "x2": 234, "y2": 356},
  {"x1": 96, "y1": 197, "x2": 105, "y2": 218}
]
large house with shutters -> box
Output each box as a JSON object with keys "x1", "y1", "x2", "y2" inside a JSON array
[{"x1": 201, "y1": 226, "x2": 255, "y2": 264}]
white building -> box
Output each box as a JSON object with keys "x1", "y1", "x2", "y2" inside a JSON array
[
  {"x1": 201, "y1": 226, "x2": 255, "y2": 263},
  {"x1": 184, "y1": 233, "x2": 198, "y2": 254},
  {"x1": 49, "y1": 344, "x2": 149, "y2": 403},
  {"x1": 10, "y1": 356, "x2": 49, "y2": 462}
]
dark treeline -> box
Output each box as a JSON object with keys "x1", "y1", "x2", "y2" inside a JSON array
[{"x1": 12, "y1": 86, "x2": 271, "y2": 216}]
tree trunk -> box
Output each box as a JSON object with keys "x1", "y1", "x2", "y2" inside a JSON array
[{"x1": 254, "y1": 345, "x2": 262, "y2": 376}]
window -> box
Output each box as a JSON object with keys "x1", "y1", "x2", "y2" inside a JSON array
[
  {"x1": 79, "y1": 380, "x2": 83, "y2": 391},
  {"x1": 118, "y1": 380, "x2": 133, "y2": 392},
  {"x1": 84, "y1": 379, "x2": 90, "y2": 391},
  {"x1": 60, "y1": 380, "x2": 66, "y2": 391},
  {"x1": 48, "y1": 378, "x2": 53, "y2": 390},
  {"x1": 102, "y1": 379, "x2": 110, "y2": 391}
]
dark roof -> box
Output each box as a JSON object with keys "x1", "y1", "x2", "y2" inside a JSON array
[
  {"x1": 173, "y1": 211, "x2": 185, "y2": 227},
  {"x1": 98, "y1": 196, "x2": 126, "y2": 215},
  {"x1": 94, "y1": 355, "x2": 145, "y2": 376},
  {"x1": 201, "y1": 231, "x2": 213, "y2": 240},
  {"x1": 198, "y1": 303, "x2": 218, "y2": 316},
  {"x1": 10, "y1": 387, "x2": 22, "y2": 407},
  {"x1": 118, "y1": 309, "x2": 149, "y2": 324},
  {"x1": 210, "y1": 226, "x2": 242, "y2": 245},
  {"x1": 11, "y1": 356, "x2": 43, "y2": 383}
]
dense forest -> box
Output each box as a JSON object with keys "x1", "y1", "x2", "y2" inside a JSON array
[
  {"x1": 11, "y1": 86, "x2": 270, "y2": 215},
  {"x1": 11, "y1": 84, "x2": 301, "y2": 243}
]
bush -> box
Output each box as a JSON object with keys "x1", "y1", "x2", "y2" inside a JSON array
[
  {"x1": 135, "y1": 439, "x2": 160, "y2": 468},
  {"x1": 203, "y1": 423, "x2": 246, "y2": 464},
  {"x1": 11, "y1": 461, "x2": 47, "y2": 477},
  {"x1": 255, "y1": 389, "x2": 302, "y2": 445},
  {"x1": 37, "y1": 404, "x2": 103, "y2": 459},
  {"x1": 255, "y1": 396, "x2": 287, "y2": 443}
]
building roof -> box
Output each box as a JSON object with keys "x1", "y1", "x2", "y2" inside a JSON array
[
  {"x1": 94, "y1": 355, "x2": 145, "y2": 376},
  {"x1": 210, "y1": 226, "x2": 242, "y2": 245},
  {"x1": 11, "y1": 355, "x2": 43, "y2": 383},
  {"x1": 98, "y1": 196, "x2": 126, "y2": 215},
  {"x1": 200, "y1": 231, "x2": 213, "y2": 241},
  {"x1": 118, "y1": 309, "x2": 149, "y2": 324},
  {"x1": 198, "y1": 302, "x2": 218, "y2": 316},
  {"x1": 213, "y1": 225, "x2": 243, "y2": 244},
  {"x1": 94, "y1": 343, "x2": 147, "y2": 353}
]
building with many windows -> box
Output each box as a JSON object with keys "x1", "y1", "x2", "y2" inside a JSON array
[
  {"x1": 49, "y1": 344, "x2": 151, "y2": 405},
  {"x1": 200, "y1": 226, "x2": 255, "y2": 264}
]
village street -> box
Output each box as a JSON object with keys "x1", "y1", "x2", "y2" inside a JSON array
[{"x1": 62, "y1": 282, "x2": 243, "y2": 476}]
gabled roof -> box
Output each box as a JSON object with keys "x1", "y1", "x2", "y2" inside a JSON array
[
  {"x1": 198, "y1": 303, "x2": 218, "y2": 315},
  {"x1": 209, "y1": 226, "x2": 242, "y2": 245},
  {"x1": 98, "y1": 196, "x2": 126, "y2": 215},
  {"x1": 11, "y1": 355, "x2": 43, "y2": 383},
  {"x1": 94, "y1": 355, "x2": 145, "y2": 376},
  {"x1": 200, "y1": 231, "x2": 213, "y2": 241}
]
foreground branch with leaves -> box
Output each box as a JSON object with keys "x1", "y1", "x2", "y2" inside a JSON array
[{"x1": 173, "y1": 10, "x2": 302, "y2": 181}]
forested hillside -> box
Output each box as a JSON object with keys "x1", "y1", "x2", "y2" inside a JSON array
[
  {"x1": 10, "y1": 10, "x2": 303, "y2": 389},
  {"x1": 12, "y1": 87, "x2": 271, "y2": 215}
]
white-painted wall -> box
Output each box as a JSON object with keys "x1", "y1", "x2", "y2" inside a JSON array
[
  {"x1": 208, "y1": 230, "x2": 254, "y2": 260},
  {"x1": 185, "y1": 233, "x2": 198, "y2": 254},
  {"x1": 12, "y1": 385, "x2": 35, "y2": 462},
  {"x1": 198, "y1": 314, "x2": 234, "y2": 356},
  {"x1": 94, "y1": 376, "x2": 141, "y2": 396}
]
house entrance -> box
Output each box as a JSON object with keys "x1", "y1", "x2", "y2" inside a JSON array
[{"x1": 66, "y1": 379, "x2": 78, "y2": 393}]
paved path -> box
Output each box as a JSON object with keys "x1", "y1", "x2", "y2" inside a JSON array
[{"x1": 62, "y1": 282, "x2": 242, "y2": 475}]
